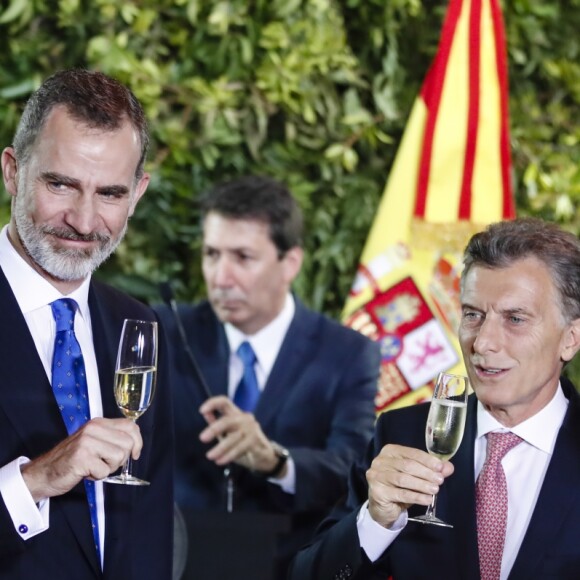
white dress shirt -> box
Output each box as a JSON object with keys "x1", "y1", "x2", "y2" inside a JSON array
[
  {"x1": 357, "y1": 385, "x2": 568, "y2": 577},
  {"x1": 224, "y1": 292, "x2": 296, "y2": 492},
  {"x1": 474, "y1": 386, "x2": 567, "y2": 579},
  {"x1": 0, "y1": 225, "x2": 105, "y2": 566}
]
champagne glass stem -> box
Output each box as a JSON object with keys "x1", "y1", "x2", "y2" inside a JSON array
[
  {"x1": 121, "y1": 456, "x2": 132, "y2": 481},
  {"x1": 120, "y1": 418, "x2": 137, "y2": 480},
  {"x1": 424, "y1": 493, "x2": 437, "y2": 519}
]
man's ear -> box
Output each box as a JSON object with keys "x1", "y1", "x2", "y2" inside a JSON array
[
  {"x1": 561, "y1": 318, "x2": 580, "y2": 363},
  {"x1": 128, "y1": 172, "x2": 150, "y2": 217},
  {"x1": 1, "y1": 148, "x2": 19, "y2": 197},
  {"x1": 282, "y1": 246, "x2": 304, "y2": 284}
]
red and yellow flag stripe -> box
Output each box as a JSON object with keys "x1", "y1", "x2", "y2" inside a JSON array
[{"x1": 344, "y1": 0, "x2": 515, "y2": 413}]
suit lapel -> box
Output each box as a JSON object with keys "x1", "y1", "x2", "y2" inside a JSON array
[
  {"x1": 509, "y1": 381, "x2": 580, "y2": 578},
  {"x1": 187, "y1": 304, "x2": 229, "y2": 400},
  {"x1": 89, "y1": 284, "x2": 135, "y2": 577},
  {"x1": 0, "y1": 268, "x2": 66, "y2": 455},
  {"x1": 89, "y1": 286, "x2": 120, "y2": 421},
  {"x1": 254, "y1": 300, "x2": 318, "y2": 430}
]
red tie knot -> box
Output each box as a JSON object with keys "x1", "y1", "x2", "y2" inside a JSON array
[{"x1": 486, "y1": 431, "x2": 522, "y2": 462}]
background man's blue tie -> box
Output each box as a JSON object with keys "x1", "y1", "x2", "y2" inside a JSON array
[
  {"x1": 233, "y1": 341, "x2": 260, "y2": 412},
  {"x1": 51, "y1": 298, "x2": 101, "y2": 562}
]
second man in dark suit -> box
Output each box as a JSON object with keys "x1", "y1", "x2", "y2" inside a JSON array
[
  {"x1": 156, "y1": 175, "x2": 381, "y2": 578},
  {"x1": 289, "y1": 217, "x2": 580, "y2": 580}
]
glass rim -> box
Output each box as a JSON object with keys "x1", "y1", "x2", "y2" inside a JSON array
[{"x1": 122, "y1": 318, "x2": 158, "y2": 326}]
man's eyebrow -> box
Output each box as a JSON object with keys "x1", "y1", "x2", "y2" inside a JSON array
[
  {"x1": 501, "y1": 307, "x2": 530, "y2": 317},
  {"x1": 460, "y1": 302, "x2": 531, "y2": 319},
  {"x1": 96, "y1": 184, "x2": 130, "y2": 196},
  {"x1": 40, "y1": 172, "x2": 129, "y2": 197},
  {"x1": 202, "y1": 244, "x2": 254, "y2": 254},
  {"x1": 40, "y1": 171, "x2": 80, "y2": 188}
]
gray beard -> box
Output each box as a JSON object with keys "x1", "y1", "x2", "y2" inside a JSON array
[{"x1": 13, "y1": 193, "x2": 126, "y2": 281}]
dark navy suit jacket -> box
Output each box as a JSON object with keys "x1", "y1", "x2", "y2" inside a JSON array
[
  {"x1": 0, "y1": 269, "x2": 174, "y2": 579},
  {"x1": 289, "y1": 378, "x2": 580, "y2": 580},
  {"x1": 155, "y1": 298, "x2": 381, "y2": 574}
]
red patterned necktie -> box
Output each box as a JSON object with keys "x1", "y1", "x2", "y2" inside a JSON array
[{"x1": 476, "y1": 431, "x2": 522, "y2": 580}]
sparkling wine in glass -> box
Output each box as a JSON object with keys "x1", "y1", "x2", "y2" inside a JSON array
[
  {"x1": 104, "y1": 319, "x2": 157, "y2": 486},
  {"x1": 408, "y1": 371, "x2": 469, "y2": 527}
]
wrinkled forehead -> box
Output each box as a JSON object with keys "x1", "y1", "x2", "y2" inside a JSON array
[{"x1": 460, "y1": 259, "x2": 565, "y2": 316}]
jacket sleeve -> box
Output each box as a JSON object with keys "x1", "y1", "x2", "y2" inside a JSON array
[
  {"x1": 290, "y1": 334, "x2": 381, "y2": 514},
  {"x1": 288, "y1": 436, "x2": 391, "y2": 580}
]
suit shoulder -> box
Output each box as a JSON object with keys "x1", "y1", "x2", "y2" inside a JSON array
[
  {"x1": 308, "y1": 308, "x2": 380, "y2": 354},
  {"x1": 152, "y1": 300, "x2": 220, "y2": 334},
  {"x1": 91, "y1": 280, "x2": 153, "y2": 318}
]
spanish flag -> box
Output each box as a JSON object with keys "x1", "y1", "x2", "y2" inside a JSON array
[{"x1": 344, "y1": 0, "x2": 515, "y2": 413}]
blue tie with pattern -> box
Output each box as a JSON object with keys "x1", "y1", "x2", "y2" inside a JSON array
[
  {"x1": 51, "y1": 298, "x2": 101, "y2": 562},
  {"x1": 233, "y1": 341, "x2": 260, "y2": 412}
]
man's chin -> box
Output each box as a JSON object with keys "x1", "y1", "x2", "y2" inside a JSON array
[
  {"x1": 36, "y1": 249, "x2": 108, "y2": 282},
  {"x1": 213, "y1": 306, "x2": 245, "y2": 325},
  {"x1": 215, "y1": 309, "x2": 240, "y2": 323},
  {"x1": 42, "y1": 262, "x2": 94, "y2": 282}
]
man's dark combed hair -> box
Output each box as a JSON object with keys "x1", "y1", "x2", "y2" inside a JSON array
[
  {"x1": 463, "y1": 217, "x2": 580, "y2": 321},
  {"x1": 13, "y1": 69, "x2": 149, "y2": 180},
  {"x1": 201, "y1": 175, "x2": 304, "y2": 256}
]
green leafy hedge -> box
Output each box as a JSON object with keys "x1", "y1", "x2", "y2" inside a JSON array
[{"x1": 1, "y1": 0, "x2": 579, "y2": 380}]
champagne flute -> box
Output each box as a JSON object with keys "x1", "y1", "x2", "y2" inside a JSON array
[
  {"x1": 104, "y1": 319, "x2": 158, "y2": 486},
  {"x1": 408, "y1": 371, "x2": 469, "y2": 527}
]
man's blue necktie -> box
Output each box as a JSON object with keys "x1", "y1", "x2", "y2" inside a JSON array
[
  {"x1": 51, "y1": 298, "x2": 101, "y2": 562},
  {"x1": 233, "y1": 341, "x2": 260, "y2": 412}
]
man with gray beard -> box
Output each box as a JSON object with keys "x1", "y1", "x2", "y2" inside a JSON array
[{"x1": 0, "y1": 69, "x2": 173, "y2": 579}]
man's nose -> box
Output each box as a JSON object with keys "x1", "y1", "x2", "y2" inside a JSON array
[
  {"x1": 212, "y1": 258, "x2": 234, "y2": 287},
  {"x1": 64, "y1": 194, "x2": 101, "y2": 234},
  {"x1": 472, "y1": 318, "x2": 500, "y2": 354}
]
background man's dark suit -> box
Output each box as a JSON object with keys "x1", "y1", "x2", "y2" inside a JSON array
[
  {"x1": 290, "y1": 377, "x2": 580, "y2": 580},
  {"x1": 156, "y1": 297, "x2": 380, "y2": 573},
  {"x1": 0, "y1": 270, "x2": 174, "y2": 579}
]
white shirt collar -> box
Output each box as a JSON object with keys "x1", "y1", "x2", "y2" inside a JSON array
[
  {"x1": 0, "y1": 225, "x2": 92, "y2": 319},
  {"x1": 476, "y1": 383, "x2": 568, "y2": 455},
  {"x1": 225, "y1": 293, "x2": 295, "y2": 376}
]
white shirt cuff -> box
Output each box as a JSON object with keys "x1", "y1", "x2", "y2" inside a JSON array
[
  {"x1": 356, "y1": 500, "x2": 407, "y2": 562},
  {"x1": 268, "y1": 456, "x2": 296, "y2": 494},
  {"x1": 0, "y1": 457, "x2": 50, "y2": 540}
]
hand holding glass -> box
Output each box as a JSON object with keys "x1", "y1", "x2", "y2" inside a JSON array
[
  {"x1": 408, "y1": 371, "x2": 469, "y2": 527},
  {"x1": 104, "y1": 319, "x2": 157, "y2": 486}
]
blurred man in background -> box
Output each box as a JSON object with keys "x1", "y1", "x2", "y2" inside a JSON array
[{"x1": 156, "y1": 175, "x2": 380, "y2": 578}]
